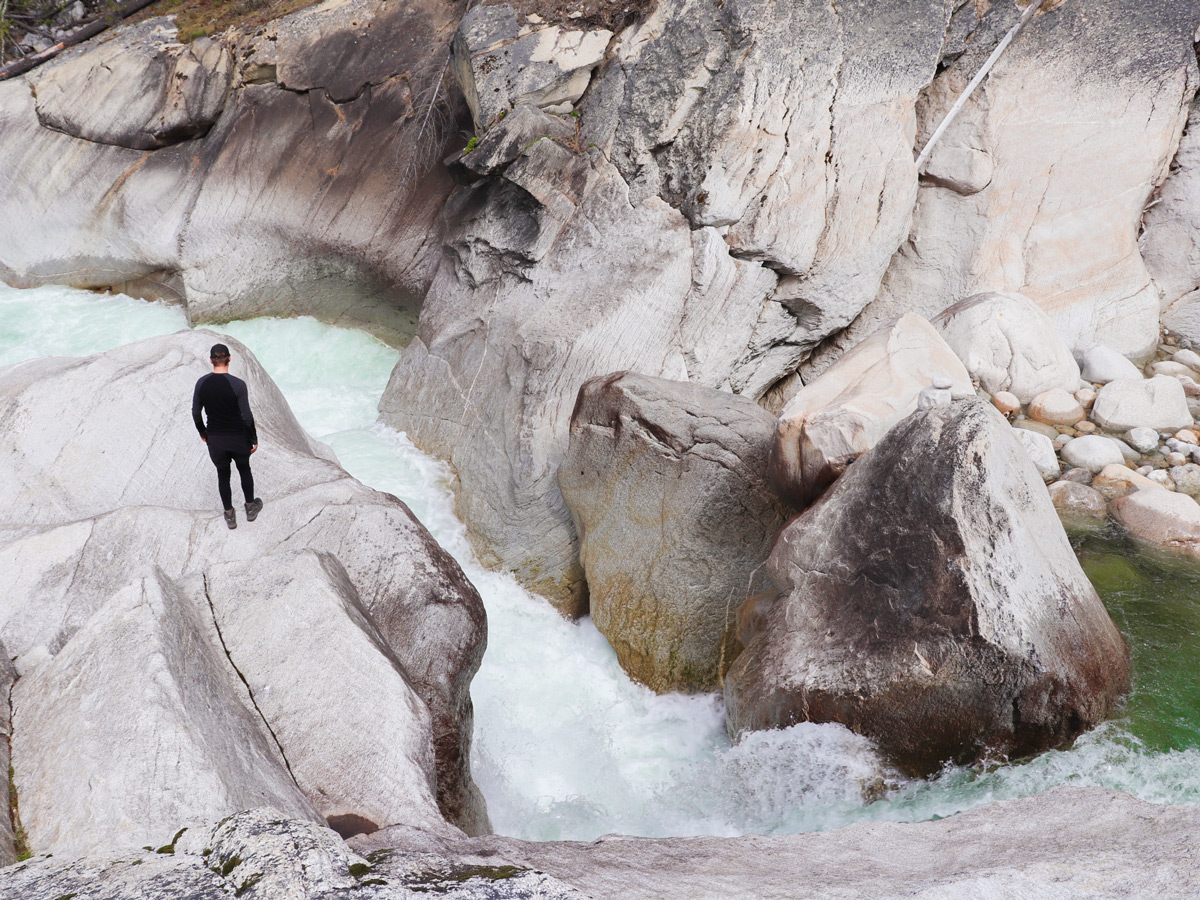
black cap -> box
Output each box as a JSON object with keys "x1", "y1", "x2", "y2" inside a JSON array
[{"x1": 210, "y1": 343, "x2": 231, "y2": 360}]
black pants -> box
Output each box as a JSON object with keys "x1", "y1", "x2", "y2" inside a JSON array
[{"x1": 207, "y1": 434, "x2": 254, "y2": 510}]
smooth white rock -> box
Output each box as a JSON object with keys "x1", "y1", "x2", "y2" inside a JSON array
[
  {"x1": 1091, "y1": 376, "x2": 1193, "y2": 432},
  {"x1": 1013, "y1": 427, "x2": 1060, "y2": 481},
  {"x1": 1175, "y1": 349, "x2": 1200, "y2": 371},
  {"x1": 1150, "y1": 361, "x2": 1197, "y2": 380},
  {"x1": 1126, "y1": 426, "x2": 1160, "y2": 453},
  {"x1": 1027, "y1": 388, "x2": 1085, "y2": 427},
  {"x1": 825, "y1": 1, "x2": 1197, "y2": 362},
  {"x1": 11, "y1": 573, "x2": 320, "y2": 858},
  {"x1": 931, "y1": 291, "x2": 1080, "y2": 404},
  {"x1": 770, "y1": 314, "x2": 972, "y2": 508},
  {"x1": 1060, "y1": 436, "x2": 1125, "y2": 473},
  {"x1": 1079, "y1": 345, "x2": 1144, "y2": 384},
  {"x1": 205, "y1": 551, "x2": 450, "y2": 838},
  {"x1": 0, "y1": 330, "x2": 490, "y2": 836}
]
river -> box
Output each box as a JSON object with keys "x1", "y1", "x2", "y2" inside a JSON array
[{"x1": 4, "y1": 282, "x2": 1199, "y2": 841}]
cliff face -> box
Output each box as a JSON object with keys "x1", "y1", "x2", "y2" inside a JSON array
[
  {"x1": 0, "y1": 0, "x2": 469, "y2": 345},
  {"x1": 2, "y1": 0, "x2": 1199, "y2": 614}
]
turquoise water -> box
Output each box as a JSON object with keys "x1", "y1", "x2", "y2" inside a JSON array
[{"x1": 5, "y1": 282, "x2": 1200, "y2": 839}]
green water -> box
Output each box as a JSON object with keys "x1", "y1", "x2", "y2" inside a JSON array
[{"x1": 1077, "y1": 529, "x2": 1200, "y2": 753}]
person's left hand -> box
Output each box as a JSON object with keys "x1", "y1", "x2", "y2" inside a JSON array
[{"x1": 251, "y1": 444, "x2": 258, "y2": 454}]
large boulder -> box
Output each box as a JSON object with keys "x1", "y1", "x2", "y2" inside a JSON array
[
  {"x1": 559, "y1": 372, "x2": 789, "y2": 692},
  {"x1": 931, "y1": 291, "x2": 1080, "y2": 404},
  {"x1": 1110, "y1": 488, "x2": 1200, "y2": 557},
  {"x1": 0, "y1": 331, "x2": 489, "y2": 838},
  {"x1": 11, "y1": 572, "x2": 321, "y2": 858},
  {"x1": 31, "y1": 19, "x2": 231, "y2": 150},
  {"x1": 1090, "y1": 376, "x2": 1193, "y2": 432},
  {"x1": 205, "y1": 551, "x2": 449, "y2": 838},
  {"x1": 810, "y1": 0, "x2": 1198, "y2": 371},
  {"x1": 728, "y1": 400, "x2": 1130, "y2": 775},
  {"x1": 769, "y1": 314, "x2": 972, "y2": 508}
]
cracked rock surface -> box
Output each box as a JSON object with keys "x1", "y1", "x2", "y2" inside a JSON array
[
  {"x1": 0, "y1": 330, "x2": 489, "y2": 850},
  {"x1": 382, "y1": 0, "x2": 956, "y2": 612}
]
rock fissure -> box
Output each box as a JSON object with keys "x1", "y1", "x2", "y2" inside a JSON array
[{"x1": 200, "y1": 573, "x2": 300, "y2": 789}]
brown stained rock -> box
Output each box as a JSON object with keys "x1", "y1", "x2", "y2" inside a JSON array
[
  {"x1": 559, "y1": 372, "x2": 789, "y2": 692},
  {"x1": 728, "y1": 400, "x2": 1130, "y2": 776}
]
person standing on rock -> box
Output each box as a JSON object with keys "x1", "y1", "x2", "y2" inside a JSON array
[{"x1": 192, "y1": 343, "x2": 263, "y2": 529}]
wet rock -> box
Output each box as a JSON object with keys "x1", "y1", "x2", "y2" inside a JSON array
[
  {"x1": 1061, "y1": 467, "x2": 1095, "y2": 485},
  {"x1": 204, "y1": 551, "x2": 451, "y2": 838},
  {"x1": 1091, "y1": 464, "x2": 1163, "y2": 501},
  {"x1": 1111, "y1": 488, "x2": 1200, "y2": 557},
  {"x1": 453, "y1": 4, "x2": 612, "y2": 127},
  {"x1": 1079, "y1": 345, "x2": 1145, "y2": 384},
  {"x1": 1091, "y1": 376, "x2": 1192, "y2": 432},
  {"x1": 559, "y1": 372, "x2": 789, "y2": 692},
  {"x1": 770, "y1": 314, "x2": 971, "y2": 508},
  {"x1": 931, "y1": 292, "x2": 1080, "y2": 404},
  {"x1": 1060, "y1": 436, "x2": 1125, "y2": 473},
  {"x1": 0, "y1": 331, "x2": 488, "y2": 836},
  {"x1": 31, "y1": 19, "x2": 231, "y2": 150},
  {"x1": 1048, "y1": 481, "x2": 1107, "y2": 529},
  {"x1": 727, "y1": 401, "x2": 1130, "y2": 775},
  {"x1": 10, "y1": 573, "x2": 321, "y2": 858},
  {"x1": 1028, "y1": 388, "x2": 1086, "y2": 427}
]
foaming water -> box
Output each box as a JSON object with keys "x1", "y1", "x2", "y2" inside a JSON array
[{"x1": 5, "y1": 282, "x2": 1200, "y2": 840}]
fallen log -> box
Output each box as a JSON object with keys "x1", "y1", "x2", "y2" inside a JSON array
[{"x1": 0, "y1": 0, "x2": 159, "y2": 81}]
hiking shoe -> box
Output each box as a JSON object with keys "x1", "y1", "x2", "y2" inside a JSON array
[
  {"x1": 224, "y1": 508, "x2": 237, "y2": 530},
  {"x1": 245, "y1": 498, "x2": 263, "y2": 522}
]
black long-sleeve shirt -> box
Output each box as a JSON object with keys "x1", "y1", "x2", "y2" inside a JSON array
[{"x1": 192, "y1": 372, "x2": 258, "y2": 445}]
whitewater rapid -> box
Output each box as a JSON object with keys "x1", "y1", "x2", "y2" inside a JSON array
[{"x1": 4, "y1": 283, "x2": 1200, "y2": 841}]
